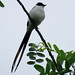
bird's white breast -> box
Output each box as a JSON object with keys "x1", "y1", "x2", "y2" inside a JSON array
[
  {"x1": 27, "y1": 6, "x2": 45, "y2": 32},
  {"x1": 29, "y1": 6, "x2": 45, "y2": 25}
]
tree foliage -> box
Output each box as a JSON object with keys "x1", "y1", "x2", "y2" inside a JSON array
[{"x1": 27, "y1": 42, "x2": 75, "y2": 75}]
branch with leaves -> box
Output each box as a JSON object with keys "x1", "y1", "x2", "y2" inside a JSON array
[{"x1": 27, "y1": 42, "x2": 75, "y2": 75}]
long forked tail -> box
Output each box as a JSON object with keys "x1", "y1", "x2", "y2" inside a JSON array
[{"x1": 11, "y1": 31, "x2": 32, "y2": 73}]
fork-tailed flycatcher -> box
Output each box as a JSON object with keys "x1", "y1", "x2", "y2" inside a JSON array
[{"x1": 11, "y1": 2, "x2": 46, "y2": 72}]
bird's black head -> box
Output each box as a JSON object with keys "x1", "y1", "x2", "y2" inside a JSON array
[{"x1": 36, "y1": 2, "x2": 46, "y2": 7}]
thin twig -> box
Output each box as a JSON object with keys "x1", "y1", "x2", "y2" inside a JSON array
[{"x1": 17, "y1": 0, "x2": 59, "y2": 71}]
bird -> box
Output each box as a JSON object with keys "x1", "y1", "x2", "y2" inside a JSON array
[{"x1": 11, "y1": 2, "x2": 46, "y2": 72}]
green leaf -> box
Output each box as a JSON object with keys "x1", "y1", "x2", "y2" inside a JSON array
[
  {"x1": 36, "y1": 59, "x2": 44, "y2": 63},
  {"x1": 42, "y1": 47, "x2": 47, "y2": 51},
  {"x1": 57, "y1": 62, "x2": 62, "y2": 71},
  {"x1": 56, "y1": 51, "x2": 66, "y2": 71},
  {"x1": 42, "y1": 42, "x2": 45, "y2": 46},
  {"x1": 34, "y1": 64, "x2": 44, "y2": 72},
  {"x1": 48, "y1": 49, "x2": 54, "y2": 52},
  {"x1": 27, "y1": 52, "x2": 36, "y2": 56},
  {"x1": 66, "y1": 50, "x2": 73, "y2": 59},
  {"x1": 47, "y1": 42, "x2": 52, "y2": 49},
  {"x1": 29, "y1": 43, "x2": 38, "y2": 48},
  {"x1": 40, "y1": 69, "x2": 45, "y2": 75},
  {"x1": 49, "y1": 71, "x2": 57, "y2": 75},
  {"x1": 62, "y1": 69, "x2": 72, "y2": 74},
  {"x1": 37, "y1": 53, "x2": 45, "y2": 57},
  {"x1": 57, "y1": 53, "x2": 65, "y2": 65},
  {"x1": 57, "y1": 56, "x2": 63, "y2": 71},
  {"x1": 53, "y1": 44, "x2": 59, "y2": 53},
  {"x1": 38, "y1": 47, "x2": 44, "y2": 52},
  {"x1": 46, "y1": 63, "x2": 50, "y2": 74},
  {"x1": 27, "y1": 61, "x2": 35, "y2": 65},
  {"x1": 0, "y1": 1, "x2": 4, "y2": 7},
  {"x1": 65, "y1": 60, "x2": 70, "y2": 70},
  {"x1": 46, "y1": 58, "x2": 55, "y2": 71},
  {"x1": 29, "y1": 47, "x2": 36, "y2": 51},
  {"x1": 29, "y1": 56, "x2": 36, "y2": 60},
  {"x1": 65, "y1": 52, "x2": 75, "y2": 69}
]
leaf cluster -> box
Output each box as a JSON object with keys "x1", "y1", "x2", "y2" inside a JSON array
[
  {"x1": 27, "y1": 42, "x2": 75, "y2": 75},
  {"x1": 27, "y1": 43, "x2": 45, "y2": 65}
]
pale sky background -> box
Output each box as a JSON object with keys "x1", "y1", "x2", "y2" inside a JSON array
[{"x1": 0, "y1": 0, "x2": 75, "y2": 75}]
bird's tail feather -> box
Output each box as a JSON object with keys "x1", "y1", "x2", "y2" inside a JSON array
[{"x1": 11, "y1": 31, "x2": 32, "y2": 72}]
